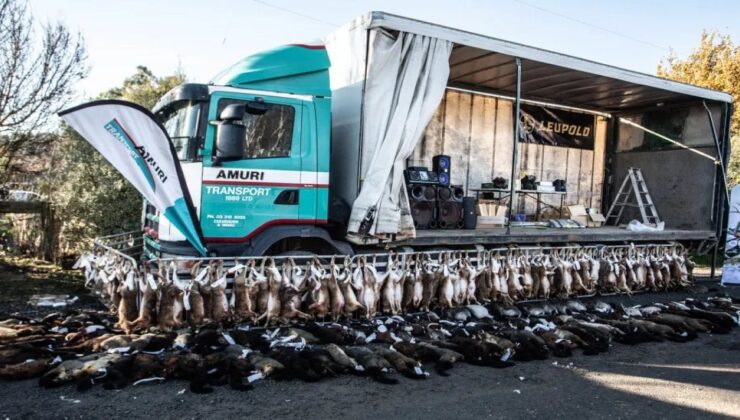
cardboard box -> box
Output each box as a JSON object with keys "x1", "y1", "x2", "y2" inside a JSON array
[
  {"x1": 566, "y1": 205, "x2": 589, "y2": 226},
  {"x1": 477, "y1": 200, "x2": 508, "y2": 217},
  {"x1": 588, "y1": 212, "x2": 606, "y2": 227},
  {"x1": 478, "y1": 215, "x2": 508, "y2": 227}
]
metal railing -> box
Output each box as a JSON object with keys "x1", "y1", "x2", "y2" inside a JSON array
[
  {"x1": 149, "y1": 241, "x2": 684, "y2": 274},
  {"x1": 92, "y1": 230, "x2": 143, "y2": 265}
]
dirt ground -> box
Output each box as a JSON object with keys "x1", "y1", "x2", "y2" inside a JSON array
[
  {"x1": 0, "y1": 260, "x2": 738, "y2": 420},
  {"x1": 0, "y1": 257, "x2": 103, "y2": 318}
]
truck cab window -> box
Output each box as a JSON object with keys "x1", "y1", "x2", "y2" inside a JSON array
[
  {"x1": 217, "y1": 99, "x2": 295, "y2": 159},
  {"x1": 157, "y1": 101, "x2": 202, "y2": 160}
]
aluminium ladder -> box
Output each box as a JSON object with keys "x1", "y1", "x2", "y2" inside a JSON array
[{"x1": 605, "y1": 168, "x2": 661, "y2": 227}]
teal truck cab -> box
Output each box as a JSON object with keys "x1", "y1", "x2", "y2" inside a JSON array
[{"x1": 147, "y1": 44, "x2": 351, "y2": 258}]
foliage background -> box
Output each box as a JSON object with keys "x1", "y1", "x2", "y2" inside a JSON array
[
  {"x1": 5, "y1": 25, "x2": 740, "y2": 258},
  {"x1": 658, "y1": 31, "x2": 740, "y2": 185},
  {"x1": 42, "y1": 67, "x2": 184, "y2": 254}
]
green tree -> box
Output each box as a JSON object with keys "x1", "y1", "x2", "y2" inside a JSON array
[
  {"x1": 47, "y1": 67, "x2": 185, "y2": 253},
  {"x1": 658, "y1": 31, "x2": 739, "y2": 185}
]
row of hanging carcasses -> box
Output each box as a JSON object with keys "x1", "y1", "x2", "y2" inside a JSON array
[{"x1": 74, "y1": 243, "x2": 695, "y2": 331}]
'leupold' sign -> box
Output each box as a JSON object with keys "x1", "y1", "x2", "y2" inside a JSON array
[{"x1": 519, "y1": 104, "x2": 595, "y2": 150}]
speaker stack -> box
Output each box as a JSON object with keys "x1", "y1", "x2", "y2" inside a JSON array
[
  {"x1": 436, "y1": 184, "x2": 464, "y2": 229},
  {"x1": 406, "y1": 155, "x2": 468, "y2": 229}
]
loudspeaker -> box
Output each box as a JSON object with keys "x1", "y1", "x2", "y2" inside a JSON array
[
  {"x1": 436, "y1": 184, "x2": 464, "y2": 229},
  {"x1": 408, "y1": 184, "x2": 437, "y2": 229},
  {"x1": 463, "y1": 197, "x2": 477, "y2": 229},
  {"x1": 433, "y1": 155, "x2": 451, "y2": 186},
  {"x1": 436, "y1": 185, "x2": 464, "y2": 202}
]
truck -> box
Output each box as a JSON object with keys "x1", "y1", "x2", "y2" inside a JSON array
[{"x1": 92, "y1": 12, "x2": 731, "y2": 266}]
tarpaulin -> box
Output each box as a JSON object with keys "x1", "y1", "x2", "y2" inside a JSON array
[{"x1": 347, "y1": 30, "x2": 452, "y2": 240}]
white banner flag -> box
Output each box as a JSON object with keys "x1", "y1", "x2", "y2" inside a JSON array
[{"x1": 59, "y1": 100, "x2": 207, "y2": 256}]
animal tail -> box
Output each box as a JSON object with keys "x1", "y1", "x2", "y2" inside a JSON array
[
  {"x1": 706, "y1": 323, "x2": 731, "y2": 335},
  {"x1": 615, "y1": 332, "x2": 655, "y2": 345},
  {"x1": 399, "y1": 368, "x2": 427, "y2": 380},
  {"x1": 368, "y1": 370, "x2": 398, "y2": 385},
  {"x1": 228, "y1": 373, "x2": 254, "y2": 392},
  {"x1": 189, "y1": 374, "x2": 215, "y2": 394},
  {"x1": 190, "y1": 370, "x2": 213, "y2": 394},
  {"x1": 581, "y1": 342, "x2": 605, "y2": 356},
  {"x1": 102, "y1": 368, "x2": 129, "y2": 390},
  {"x1": 485, "y1": 358, "x2": 516, "y2": 368},
  {"x1": 550, "y1": 345, "x2": 572, "y2": 358},
  {"x1": 665, "y1": 331, "x2": 697, "y2": 342},
  {"x1": 434, "y1": 360, "x2": 453, "y2": 376},
  {"x1": 75, "y1": 376, "x2": 95, "y2": 392},
  {"x1": 38, "y1": 373, "x2": 66, "y2": 389}
]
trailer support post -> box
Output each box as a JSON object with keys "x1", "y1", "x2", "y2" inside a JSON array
[{"x1": 507, "y1": 57, "x2": 522, "y2": 233}]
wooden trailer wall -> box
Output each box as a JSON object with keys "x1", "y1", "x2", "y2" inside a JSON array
[{"x1": 411, "y1": 89, "x2": 608, "y2": 215}]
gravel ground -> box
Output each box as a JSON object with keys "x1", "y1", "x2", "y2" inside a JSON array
[
  {"x1": 0, "y1": 258, "x2": 103, "y2": 318},
  {"x1": 0, "y1": 269, "x2": 738, "y2": 420}
]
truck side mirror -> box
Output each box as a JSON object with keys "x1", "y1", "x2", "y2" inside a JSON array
[{"x1": 214, "y1": 104, "x2": 246, "y2": 162}]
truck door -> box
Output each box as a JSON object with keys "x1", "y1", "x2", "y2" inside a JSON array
[{"x1": 200, "y1": 92, "x2": 305, "y2": 241}]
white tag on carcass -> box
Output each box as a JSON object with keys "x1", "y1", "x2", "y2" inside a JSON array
[
  {"x1": 195, "y1": 267, "x2": 209, "y2": 284},
  {"x1": 247, "y1": 372, "x2": 264, "y2": 383},
  {"x1": 377, "y1": 325, "x2": 388, "y2": 333},
  {"x1": 85, "y1": 325, "x2": 105, "y2": 334},
  {"x1": 500, "y1": 348, "x2": 514, "y2": 362},
  {"x1": 222, "y1": 333, "x2": 235, "y2": 345},
  {"x1": 147, "y1": 274, "x2": 158, "y2": 290},
  {"x1": 228, "y1": 264, "x2": 245, "y2": 274},
  {"x1": 366, "y1": 333, "x2": 376, "y2": 343},
  {"x1": 414, "y1": 366, "x2": 423, "y2": 375},
  {"x1": 183, "y1": 290, "x2": 191, "y2": 311},
  {"x1": 212, "y1": 276, "x2": 227, "y2": 289},
  {"x1": 133, "y1": 377, "x2": 165, "y2": 386}
]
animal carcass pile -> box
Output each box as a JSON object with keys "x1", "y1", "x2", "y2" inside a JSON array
[
  {"x1": 0, "y1": 243, "x2": 728, "y2": 393},
  {"x1": 78, "y1": 244, "x2": 695, "y2": 330},
  {"x1": 0, "y1": 295, "x2": 737, "y2": 393}
]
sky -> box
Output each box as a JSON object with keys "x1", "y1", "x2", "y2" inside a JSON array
[{"x1": 27, "y1": 0, "x2": 740, "y2": 98}]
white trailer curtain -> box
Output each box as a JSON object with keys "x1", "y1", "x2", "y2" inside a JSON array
[{"x1": 347, "y1": 30, "x2": 452, "y2": 241}]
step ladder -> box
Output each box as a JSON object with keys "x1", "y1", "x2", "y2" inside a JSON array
[{"x1": 605, "y1": 168, "x2": 661, "y2": 226}]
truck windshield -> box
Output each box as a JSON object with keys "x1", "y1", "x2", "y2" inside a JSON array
[{"x1": 158, "y1": 101, "x2": 202, "y2": 160}]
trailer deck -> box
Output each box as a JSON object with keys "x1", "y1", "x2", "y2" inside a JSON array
[{"x1": 400, "y1": 226, "x2": 716, "y2": 247}]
